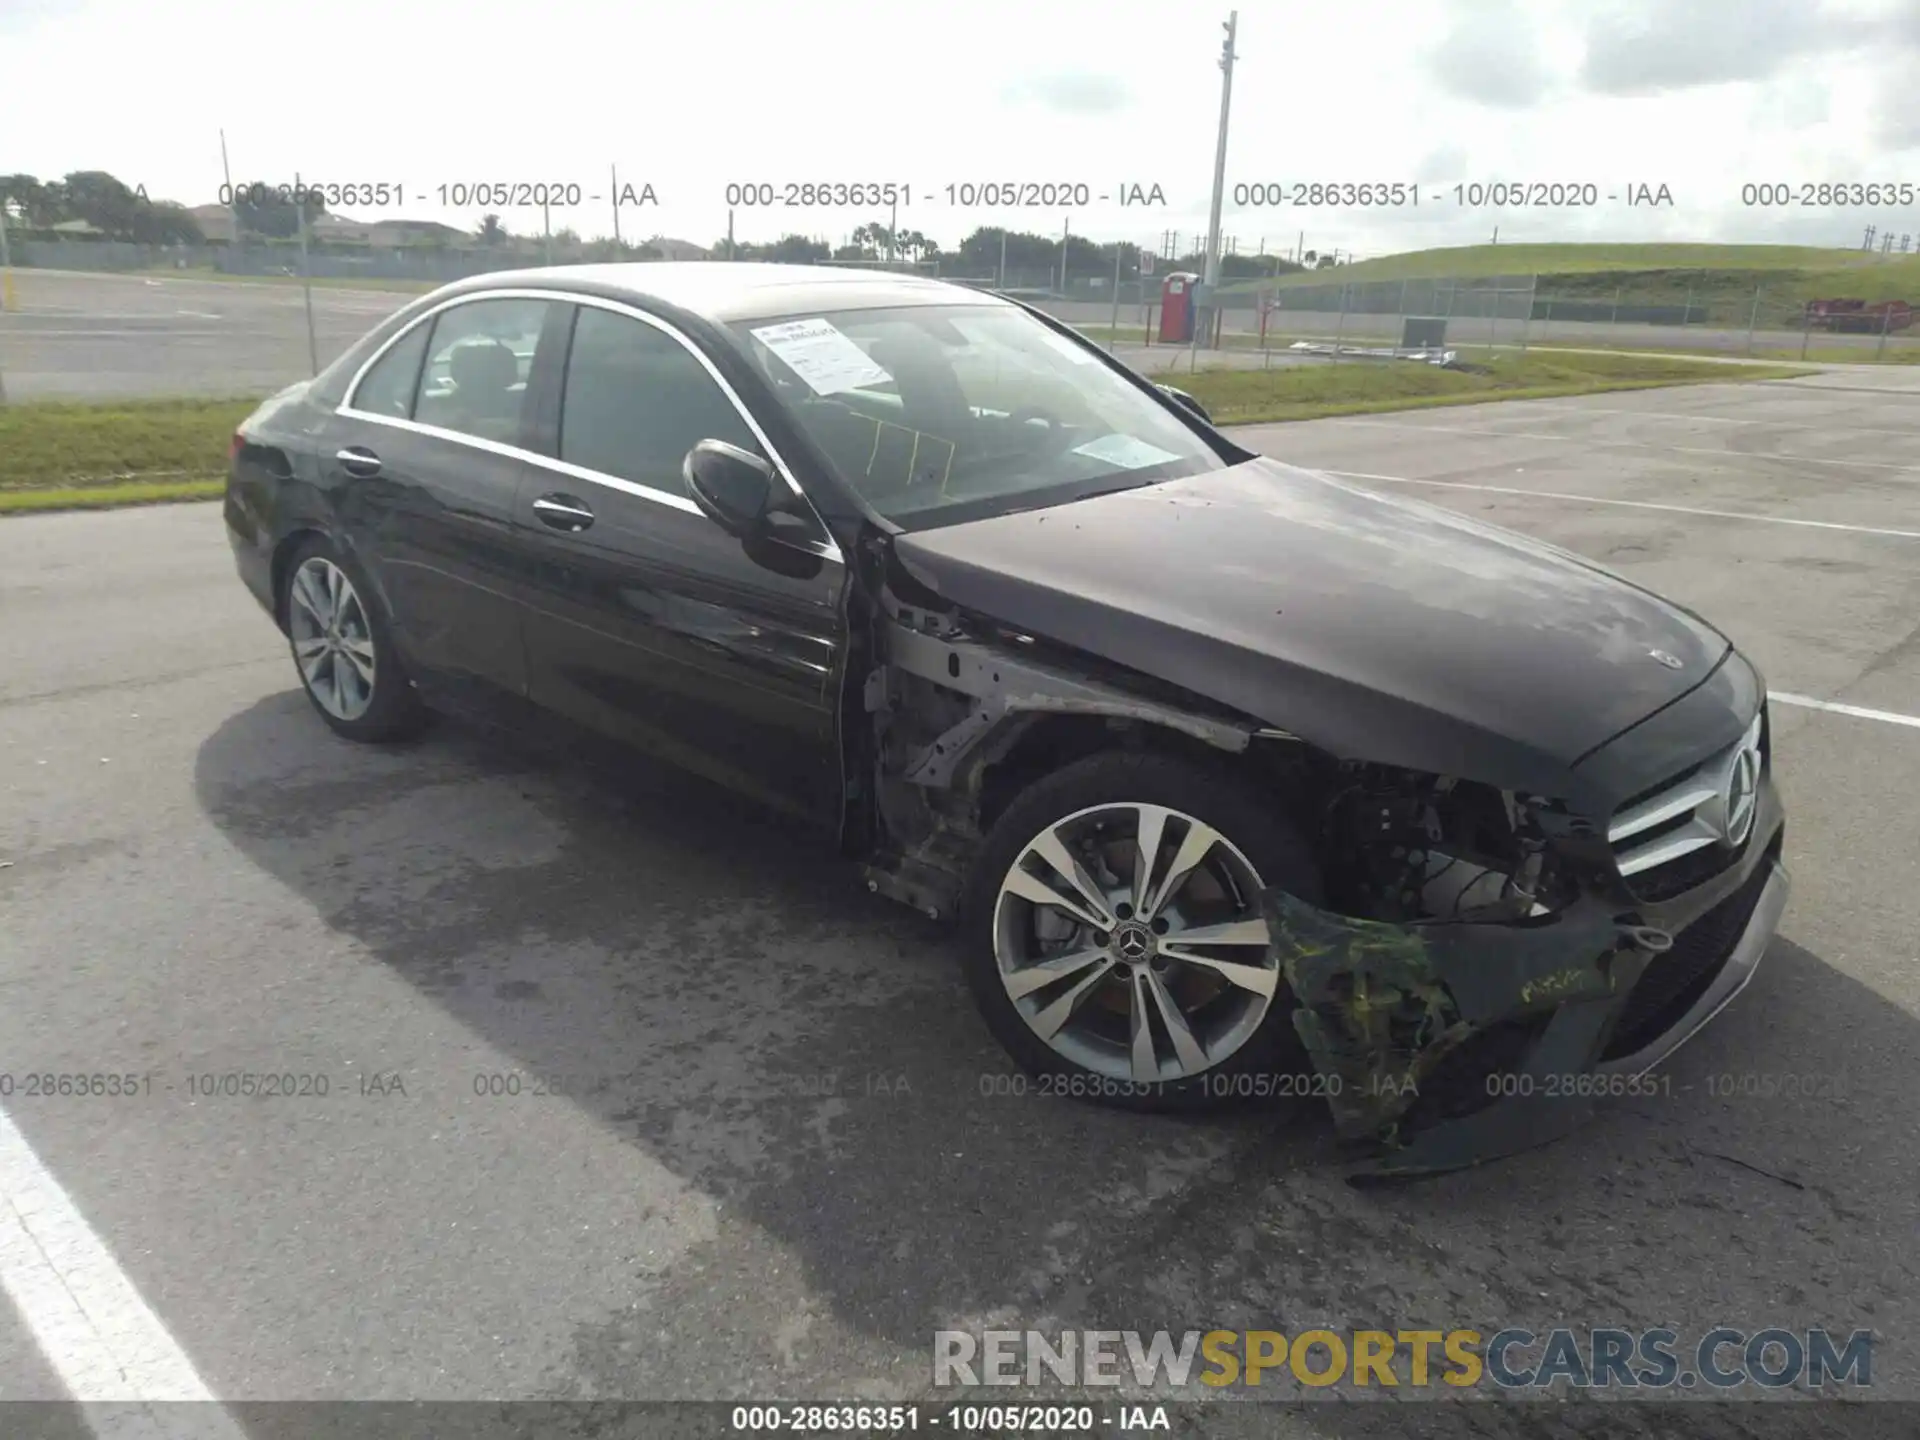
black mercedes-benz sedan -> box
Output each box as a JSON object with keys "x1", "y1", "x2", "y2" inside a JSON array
[{"x1": 224, "y1": 262, "x2": 1788, "y2": 1174}]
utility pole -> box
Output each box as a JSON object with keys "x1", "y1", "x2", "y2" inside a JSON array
[
  {"x1": 1201, "y1": 10, "x2": 1239, "y2": 347},
  {"x1": 295, "y1": 171, "x2": 318, "y2": 375},
  {"x1": 0, "y1": 194, "x2": 11, "y2": 400},
  {"x1": 997, "y1": 228, "x2": 1007, "y2": 289},
  {"x1": 220, "y1": 129, "x2": 244, "y2": 267},
  {"x1": 611, "y1": 163, "x2": 622, "y2": 247},
  {"x1": 0, "y1": 194, "x2": 15, "y2": 314},
  {"x1": 1058, "y1": 215, "x2": 1070, "y2": 293}
]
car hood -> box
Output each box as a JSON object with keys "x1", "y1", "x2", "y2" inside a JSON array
[{"x1": 891, "y1": 457, "x2": 1729, "y2": 800}]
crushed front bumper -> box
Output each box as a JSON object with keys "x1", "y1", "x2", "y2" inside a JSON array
[
  {"x1": 1268, "y1": 777, "x2": 1788, "y2": 1179},
  {"x1": 1593, "y1": 858, "x2": 1787, "y2": 1082}
]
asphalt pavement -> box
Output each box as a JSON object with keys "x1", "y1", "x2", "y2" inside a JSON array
[
  {"x1": 0, "y1": 270, "x2": 406, "y2": 399},
  {"x1": 4, "y1": 372, "x2": 1920, "y2": 1437},
  {"x1": 0, "y1": 270, "x2": 1324, "y2": 398}
]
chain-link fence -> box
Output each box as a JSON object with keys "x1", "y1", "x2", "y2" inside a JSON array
[
  {"x1": 1097, "y1": 270, "x2": 1920, "y2": 371},
  {"x1": 0, "y1": 229, "x2": 1163, "y2": 399},
  {"x1": 0, "y1": 237, "x2": 1043, "y2": 400},
  {"x1": 5, "y1": 252, "x2": 1920, "y2": 401}
]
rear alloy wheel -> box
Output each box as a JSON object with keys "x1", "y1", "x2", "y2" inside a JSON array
[
  {"x1": 281, "y1": 538, "x2": 425, "y2": 742},
  {"x1": 963, "y1": 750, "x2": 1323, "y2": 1110}
]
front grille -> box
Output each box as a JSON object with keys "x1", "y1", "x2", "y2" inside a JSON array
[
  {"x1": 1608, "y1": 709, "x2": 1764, "y2": 902},
  {"x1": 1628, "y1": 840, "x2": 1743, "y2": 904},
  {"x1": 1599, "y1": 850, "x2": 1773, "y2": 1061}
]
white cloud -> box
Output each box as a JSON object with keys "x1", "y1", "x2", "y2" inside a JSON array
[
  {"x1": 1427, "y1": 0, "x2": 1556, "y2": 108},
  {"x1": 3, "y1": 0, "x2": 1918, "y2": 261}
]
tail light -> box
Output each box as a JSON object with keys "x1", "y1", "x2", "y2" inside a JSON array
[{"x1": 230, "y1": 431, "x2": 246, "y2": 461}]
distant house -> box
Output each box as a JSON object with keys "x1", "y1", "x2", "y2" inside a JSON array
[
  {"x1": 365, "y1": 218, "x2": 472, "y2": 248},
  {"x1": 189, "y1": 204, "x2": 236, "y2": 243},
  {"x1": 186, "y1": 202, "x2": 475, "y2": 248},
  {"x1": 646, "y1": 235, "x2": 710, "y2": 261},
  {"x1": 50, "y1": 218, "x2": 104, "y2": 236},
  {"x1": 309, "y1": 213, "x2": 375, "y2": 244}
]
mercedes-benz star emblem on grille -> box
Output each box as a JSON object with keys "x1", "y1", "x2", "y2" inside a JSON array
[
  {"x1": 1648, "y1": 649, "x2": 1683, "y2": 670},
  {"x1": 1723, "y1": 744, "x2": 1760, "y2": 847}
]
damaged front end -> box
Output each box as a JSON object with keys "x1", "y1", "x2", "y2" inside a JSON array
[
  {"x1": 854, "y1": 549, "x2": 1784, "y2": 1179},
  {"x1": 1271, "y1": 889, "x2": 1668, "y2": 1178},
  {"x1": 1263, "y1": 756, "x2": 1785, "y2": 1179}
]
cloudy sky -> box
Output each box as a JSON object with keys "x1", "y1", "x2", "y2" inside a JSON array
[{"x1": 3, "y1": 0, "x2": 1919, "y2": 259}]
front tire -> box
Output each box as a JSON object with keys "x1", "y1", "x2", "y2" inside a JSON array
[
  {"x1": 961, "y1": 749, "x2": 1325, "y2": 1112},
  {"x1": 281, "y1": 536, "x2": 426, "y2": 743}
]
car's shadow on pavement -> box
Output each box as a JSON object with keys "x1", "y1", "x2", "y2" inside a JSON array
[{"x1": 193, "y1": 693, "x2": 1918, "y2": 1418}]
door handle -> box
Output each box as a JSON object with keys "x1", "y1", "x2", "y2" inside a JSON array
[
  {"x1": 532, "y1": 493, "x2": 595, "y2": 532},
  {"x1": 336, "y1": 446, "x2": 382, "y2": 479}
]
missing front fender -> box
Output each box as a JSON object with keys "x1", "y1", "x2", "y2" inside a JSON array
[{"x1": 1263, "y1": 888, "x2": 1669, "y2": 1174}]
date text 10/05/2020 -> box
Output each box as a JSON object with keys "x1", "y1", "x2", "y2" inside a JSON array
[
  {"x1": 728, "y1": 1404, "x2": 1160, "y2": 1432},
  {"x1": 215, "y1": 180, "x2": 659, "y2": 210},
  {"x1": 719, "y1": 182, "x2": 1167, "y2": 208},
  {"x1": 1228, "y1": 181, "x2": 1677, "y2": 208}
]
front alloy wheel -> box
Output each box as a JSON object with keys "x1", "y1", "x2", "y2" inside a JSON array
[
  {"x1": 962, "y1": 750, "x2": 1324, "y2": 1110},
  {"x1": 994, "y1": 802, "x2": 1276, "y2": 1085}
]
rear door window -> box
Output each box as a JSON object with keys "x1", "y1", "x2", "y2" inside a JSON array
[
  {"x1": 413, "y1": 297, "x2": 553, "y2": 445},
  {"x1": 348, "y1": 322, "x2": 431, "y2": 419}
]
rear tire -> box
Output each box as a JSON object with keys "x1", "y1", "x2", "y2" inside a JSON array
[
  {"x1": 280, "y1": 535, "x2": 427, "y2": 744},
  {"x1": 961, "y1": 749, "x2": 1325, "y2": 1112}
]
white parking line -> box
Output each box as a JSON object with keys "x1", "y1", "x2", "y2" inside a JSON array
[
  {"x1": 1518, "y1": 401, "x2": 1920, "y2": 437},
  {"x1": 1511, "y1": 403, "x2": 1753, "y2": 424},
  {"x1": 14, "y1": 330, "x2": 245, "y2": 340},
  {"x1": 1771, "y1": 692, "x2": 1920, "y2": 730},
  {"x1": 1320, "y1": 470, "x2": 1920, "y2": 541},
  {"x1": 0, "y1": 1106, "x2": 244, "y2": 1438},
  {"x1": 1317, "y1": 416, "x2": 1920, "y2": 473}
]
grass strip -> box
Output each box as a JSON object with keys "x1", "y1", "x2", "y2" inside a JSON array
[{"x1": 1158, "y1": 350, "x2": 1814, "y2": 424}]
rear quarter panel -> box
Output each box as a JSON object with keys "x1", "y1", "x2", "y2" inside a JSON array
[{"x1": 224, "y1": 384, "x2": 351, "y2": 629}]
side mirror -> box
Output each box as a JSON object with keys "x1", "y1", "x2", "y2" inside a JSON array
[
  {"x1": 1157, "y1": 384, "x2": 1212, "y2": 425},
  {"x1": 684, "y1": 439, "x2": 775, "y2": 537}
]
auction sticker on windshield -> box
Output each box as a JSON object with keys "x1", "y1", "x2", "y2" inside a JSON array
[
  {"x1": 750, "y1": 318, "x2": 894, "y2": 395},
  {"x1": 1072, "y1": 433, "x2": 1183, "y2": 469}
]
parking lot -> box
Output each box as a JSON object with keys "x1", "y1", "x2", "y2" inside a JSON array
[
  {"x1": 0, "y1": 270, "x2": 409, "y2": 399},
  {"x1": 4, "y1": 365, "x2": 1920, "y2": 1436},
  {"x1": 0, "y1": 270, "x2": 1319, "y2": 398},
  {"x1": 5, "y1": 269, "x2": 1859, "y2": 403}
]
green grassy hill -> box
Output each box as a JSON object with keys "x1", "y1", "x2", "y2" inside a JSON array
[
  {"x1": 1250, "y1": 242, "x2": 1904, "y2": 284},
  {"x1": 1222, "y1": 242, "x2": 1920, "y2": 327}
]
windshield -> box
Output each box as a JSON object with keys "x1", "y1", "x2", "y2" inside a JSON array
[{"x1": 725, "y1": 304, "x2": 1228, "y2": 527}]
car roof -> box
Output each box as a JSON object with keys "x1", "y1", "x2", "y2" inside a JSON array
[{"x1": 442, "y1": 261, "x2": 1012, "y2": 323}]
